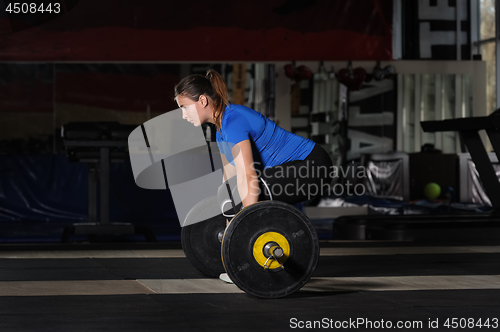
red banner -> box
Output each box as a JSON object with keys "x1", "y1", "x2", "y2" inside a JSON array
[{"x1": 0, "y1": 0, "x2": 393, "y2": 61}]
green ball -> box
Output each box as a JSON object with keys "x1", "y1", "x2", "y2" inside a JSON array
[{"x1": 424, "y1": 182, "x2": 441, "y2": 200}]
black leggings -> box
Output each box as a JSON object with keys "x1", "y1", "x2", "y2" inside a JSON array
[
  {"x1": 219, "y1": 144, "x2": 333, "y2": 211},
  {"x1": 257, "y1": 144, "x2": 333, "y2": 204}
]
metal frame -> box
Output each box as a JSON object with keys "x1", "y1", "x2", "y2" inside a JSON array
[
  {"x1": 414, "y1": 74, "x2": 422, "y2": 152},
  {"x1": 456, "y1": 0, "x2": 462, "y2": 60},
  {"x1": 473, "y1": 0, "x2": 500, "y2": 109},
  {"x1": 435, "y1": 74, "x2": 443, "y2": 150},
  {"x1": 393, "y1": 0, "x2": 402, "y2": 60},
  {"x1": 396, "y1": 73, "x2": 404, "y2": 151}
]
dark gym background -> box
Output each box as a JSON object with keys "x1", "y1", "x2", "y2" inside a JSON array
[{"x1": 1, "y1": 1, "x2": 500, "y2": 331}]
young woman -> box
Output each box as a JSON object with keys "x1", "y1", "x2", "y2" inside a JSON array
[{"x1": 175, "y1": 69, "x2": 333, "y2": 282}]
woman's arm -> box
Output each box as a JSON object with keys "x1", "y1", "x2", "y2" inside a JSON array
[
  {"x1": 220, "y1": 153, "x2": 238, "y2": 226},
  {"x1": 220, "y1": 153, "x2": 236, "y2": 182},
  {"x1": 232, "y1": 139, "x2": 260, "y2": 208}
]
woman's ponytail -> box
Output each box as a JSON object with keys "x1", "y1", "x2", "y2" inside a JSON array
[{"x1": 206, "y1": 70, "x2": 229, "y2": 132}]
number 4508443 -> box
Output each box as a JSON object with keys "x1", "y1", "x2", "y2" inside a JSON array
[{"x1": 5, "y1": 3, "x2": 61, "y2": 14}]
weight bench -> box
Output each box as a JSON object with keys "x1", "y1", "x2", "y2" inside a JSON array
[{"x1": 61, "y1": 122, "x2": 156, "y2": 242}]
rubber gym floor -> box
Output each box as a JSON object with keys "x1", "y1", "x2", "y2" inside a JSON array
[{"x1": 0, "y1": 240, "x2": 499, "y2": 332}]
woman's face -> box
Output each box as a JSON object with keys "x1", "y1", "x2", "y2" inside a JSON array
[{"x1": 176, "y1": 95, "x2": 203, "y2": 127}]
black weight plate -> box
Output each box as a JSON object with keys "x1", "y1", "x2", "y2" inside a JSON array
[
  {"x1": 222, "y1": 201, "x2": 319, "y2": 298},
  {"x1": 181, "y1": 196, "x2": 226, "y2": 278}
]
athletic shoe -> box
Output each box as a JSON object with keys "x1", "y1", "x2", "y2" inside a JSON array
[{"x1": 219, "y1": 273, "x2": 233, "y2": 284}]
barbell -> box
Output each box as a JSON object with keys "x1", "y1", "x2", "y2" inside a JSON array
[{"x1": 181, "y1": 199, "x2": 319, "y2": 298}]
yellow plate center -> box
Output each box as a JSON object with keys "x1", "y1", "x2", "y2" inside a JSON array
[{"x1": 253, "y1": 232, "x2": 290, "y2": 269}]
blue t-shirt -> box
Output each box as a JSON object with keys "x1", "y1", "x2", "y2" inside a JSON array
[{"x1": 216, "y1": 104, "x2": 315, "y2": 169}]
